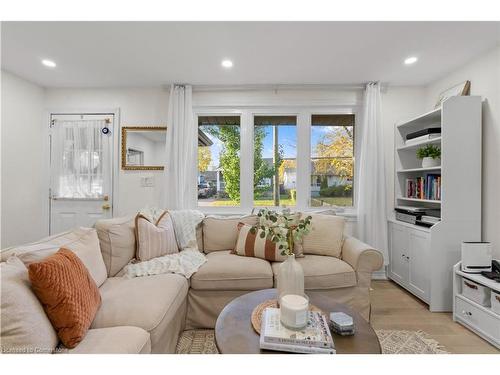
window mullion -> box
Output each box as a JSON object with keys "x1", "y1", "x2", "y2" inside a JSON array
[
  {"x1": 240, "y1": 110, "x2": 253, "y2": 211},
  {"x1": 296, "y1": 111, "x2": 310, "y2": 210}
]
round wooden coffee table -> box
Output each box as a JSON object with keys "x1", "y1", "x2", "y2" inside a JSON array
[{"x1": 215, "y1": 289, "x2": 381, "y2": 354}]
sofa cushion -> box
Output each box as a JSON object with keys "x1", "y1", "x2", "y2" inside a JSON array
[
  {"x1": 1, "y1": 256, "x2": 59, "y2": 354},
  {"x1": 271, "y1": 255, "x2": 356, "y2": 290},
  {"x1": 91, "y1": 273, "x2": 188, "y2": 333},
  {"x1": 58, "y1": 326, "x2": 150, "y2": 354},
  {"x1": 299, "y1": 214, "x2": 345, "y2": 258},
  {"x1": 1, "y1": 227, "x2": 107, "y2": 287},
  {"x1": 202, "y1": 215, "x2": 258, "y2": 253},
  {"x1": 28, "y1": 248, "x2": 102, "y2": 349},
  {"x1": 191, "y1": 250, "x2": 273, "y2": 290},
  {"x1": 94, "y1": 216, "x2": 136, "y2": 277}
]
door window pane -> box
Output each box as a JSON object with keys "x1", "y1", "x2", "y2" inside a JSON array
[
  {"x1": 53, "y1": 119, "x2": 108, "y2": 199},
  {"x1": 254, "y1": 116, "x2": 297, "y2": 207},
  {"x1": 310, "y1": 114, "x2": 354, "y2": 207},
  {"x1": 198, "y1": 116, "x2": 241, "y2": 207}
]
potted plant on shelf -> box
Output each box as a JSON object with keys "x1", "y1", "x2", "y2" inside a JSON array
[{"x1": 416, "y1": 145, "x2": 441, "y2": 168}]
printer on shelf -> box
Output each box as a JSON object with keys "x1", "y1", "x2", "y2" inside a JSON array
[{"x1": 461, "y1": 242, "x2": 492, "y2": 274}]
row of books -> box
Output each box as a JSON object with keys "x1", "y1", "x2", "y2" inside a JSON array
[
  {"x1": 405, "y1": 174, "x2": 441, "y2": 201},
  {"x1": 259, "y1": 307, "x2": 335, "y2": 354}
]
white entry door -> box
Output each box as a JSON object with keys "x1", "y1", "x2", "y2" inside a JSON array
[{"x1": 49, "y1": 114, "x2": 114, "y2": 234}]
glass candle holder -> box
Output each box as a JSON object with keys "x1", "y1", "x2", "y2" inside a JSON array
[{"x1": 279, "y1": 293, "x2": 310, "y2": 330}]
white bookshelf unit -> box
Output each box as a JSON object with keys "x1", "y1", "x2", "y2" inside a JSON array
[
  {"x1": 453, "y1": 263, "x2": 500, "y2": 349},
  {"x1": 388, "y1": 96, "x2": 482, "y2": 311}
]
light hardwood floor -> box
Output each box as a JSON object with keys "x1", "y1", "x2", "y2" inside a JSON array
[{"x1": 370, "y1": 280, "x2": 499, "y2": 354}]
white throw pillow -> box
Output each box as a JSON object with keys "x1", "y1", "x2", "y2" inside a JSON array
[
  {"x1": 0, "y1": 227, "x2": 108, "y2": 287},
  {"x1": 1, "y1": 256, "x2": 59, "y2": 353},
  {"x1": 299, "y1": 214, "x2": 346, "y2": 258},
  {"x1": 135, "y1": 211, "x2": 178, "y2": 261}
]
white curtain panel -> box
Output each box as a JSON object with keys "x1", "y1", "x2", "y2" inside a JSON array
[
  {"x1": 163, "y1": 84, "x2": 197, "y2": 209},
  {"x1": 356, "y1": 82, "x2": 389, "y2": 264}
]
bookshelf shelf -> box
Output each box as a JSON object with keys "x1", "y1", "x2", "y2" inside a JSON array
[
  {"x1": 389, "y1": 96, "x2": 482, "y2": 313},
  {"x1": 396, "y1": 107, "x2": 441, "y2": 129},
  {"x1": 397, "y1": 137, "x2": 442, "y2": 151},
  {"x1": 397, "y1": 166, "x2": 441, "y2": 173},
  {"x1": 396, "y1": 197, "x2": 441, "y2": 204}
]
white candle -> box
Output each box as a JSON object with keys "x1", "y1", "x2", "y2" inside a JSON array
[{"x1": 280, "y1": 294, "x2": 309, "y2": 329}]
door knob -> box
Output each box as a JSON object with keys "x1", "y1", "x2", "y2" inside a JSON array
[{"x1": 102, "y1": 203, "x2": 111, "y2": 210}]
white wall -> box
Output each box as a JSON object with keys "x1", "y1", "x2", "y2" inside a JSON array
[
  {"x1": 1, "y1": 71, "x2": 47, "y2": 247},
  {"x1": 45, "y1": 86, "x2": 425, "y2": 220},
  {"x1": 2, "y1": 81, "x2": 424, "y2": 249},
  {"x1": 45, "y1": 87, "x2": 170, "y2": 217},
  {"x1": 424, "y1": 45, "x2": 500, "y2": 259},
  {"x1": 380, "y1": 87, "x2": 426, "y2": 216}
]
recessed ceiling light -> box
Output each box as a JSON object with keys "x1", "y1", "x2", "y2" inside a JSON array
[
  {"x1": 404, "y1": 56, "x2": 418, "y2": 65},
  {"x1": 41, "y1": 59, "x2": 56, "y2": 68},
  {"x1": 221, "y1": 59, "x2": 233, "y2": 68}
]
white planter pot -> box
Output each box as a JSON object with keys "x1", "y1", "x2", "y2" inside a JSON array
[{"x1": 421, "y1": 157, "x2": 440, "y2": 168}]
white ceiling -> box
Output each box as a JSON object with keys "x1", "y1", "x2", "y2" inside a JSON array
[{"x1": 2, "y1": 21, "x2": 499, "y2": 88}]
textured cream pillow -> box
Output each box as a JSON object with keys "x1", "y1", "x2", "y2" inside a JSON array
[
  {"x1": 1, "y1": 256, "x2": 59, "y2": 354},
  {"x1": 95, "y1": 215, "x2": 136, "y2": 277},
  {"x1": 300, "y1": 214, "x2": 346, "y2": 258},
  {"x1": 1, "y1": 228, "x2": 107, "y2": 287},
  {"x1": 203, "y1": 215, "x2": 258, "y2": 253},
  {"x1": 135, "y1": 212, "x2": 178, "y2": 261}
]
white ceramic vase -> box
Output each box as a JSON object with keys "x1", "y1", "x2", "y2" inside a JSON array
[
  {"x1": 421, "y1": 157, "x2": 440, "y2": 168},
  {"x1": 277, "y1": 254, "x2": 305, "y2": 301}
]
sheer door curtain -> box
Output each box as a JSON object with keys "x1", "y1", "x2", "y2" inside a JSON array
[{"x1": 51, "y1": 119, "x2": 111, "y2": 199}]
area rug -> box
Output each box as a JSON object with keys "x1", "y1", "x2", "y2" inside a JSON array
[{"x1": 175, "y1": 329, "x2": 449, "y2": 354}]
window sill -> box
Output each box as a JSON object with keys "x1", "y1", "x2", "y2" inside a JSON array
[{"x1": 198, "y1": 206, "x2": 357, "y2": 220}]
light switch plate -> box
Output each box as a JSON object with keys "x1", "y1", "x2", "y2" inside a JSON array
[{"x1": 141, "y1": 176, "x2": 155, "y2": 187}]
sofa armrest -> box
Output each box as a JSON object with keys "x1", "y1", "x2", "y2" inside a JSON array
[{"x1": 342, "y1": 236, "x2": 383, "y2": 286}]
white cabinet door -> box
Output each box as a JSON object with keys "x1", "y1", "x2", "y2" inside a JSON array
[
  {"x1": 389, "y1": 223, "x2": 409, "y2": 285},
  {"x1": 408, "y1": 229, "x2": 430, "y2": 302}
]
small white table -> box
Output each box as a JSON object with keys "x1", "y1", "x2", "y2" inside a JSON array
[{"x1": 453, "y1": 262, "x2": 500, "y2": 349}]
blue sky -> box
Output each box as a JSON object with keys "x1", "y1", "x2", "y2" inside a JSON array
[{"x1": 200, "y1": 125, "x2": 336, "y2": 169}]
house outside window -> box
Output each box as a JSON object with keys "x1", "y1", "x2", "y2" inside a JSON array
[
  {"x1": 310, "y1": 114, "x2": 354, "y2": 207},
  {"x1": 195, "y1": 109, "x2": 356, "y2": 212}
]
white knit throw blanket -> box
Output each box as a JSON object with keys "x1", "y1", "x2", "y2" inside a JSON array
[{"x1": 123, "y1": 209, "x2": 206, "y2": 279}]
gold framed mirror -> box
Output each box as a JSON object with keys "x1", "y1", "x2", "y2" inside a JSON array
[{"x1": 121, "y1": 126, "x2": 167, "y2": 170}]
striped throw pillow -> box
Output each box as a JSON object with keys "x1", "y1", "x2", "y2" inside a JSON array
[
  {"x1": 135, "y1": 211, "x2": 179, "y2": 261},
  {"x1": 233, "y1": 223, "x2": 287, "y2": 262}
]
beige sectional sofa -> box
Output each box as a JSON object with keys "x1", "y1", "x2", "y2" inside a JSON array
[{"x1": 1, "y1": 213, "x2": 383, "y2": 354}]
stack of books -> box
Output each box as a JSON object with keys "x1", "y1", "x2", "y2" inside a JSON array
[
  {"x1": 259, "y1": 307, "x2": 335, "y2": 354},
  {"x1": 405, "y1": 174, "x2": 441, "y2": 200}
]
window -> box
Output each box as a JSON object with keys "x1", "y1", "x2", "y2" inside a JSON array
[
  {"x1": 310, "y1": 114, "x2": 354, "y2": 207},
  {"x1": 253, "y1": 116, "x2": 297, "y2": 207},
  {"x1": 197, "y1": 116, "x2": 241, "y2": 207}
]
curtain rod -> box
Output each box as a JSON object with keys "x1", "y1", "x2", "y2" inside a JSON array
[{"x1": 190, "y1": 84, "x2": 372, "y2": 92}]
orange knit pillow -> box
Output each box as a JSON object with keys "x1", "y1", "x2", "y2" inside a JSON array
[{"x1": 28, "y1": 248, "x2": 101, "y2": 349}]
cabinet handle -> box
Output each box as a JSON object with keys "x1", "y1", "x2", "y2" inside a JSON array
[
  {"x1": 401, "y1": 254, "x2": 406, "y2": 258},
  {"x1": 406, "y1": 256, "x2": 410, "y2": 260},
  {"x1": 461, "y1": 310, "x2": 472, "y2": 317},
  {"x1": 463, "y1": 280, "x2": 478, "y2": 290}
]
